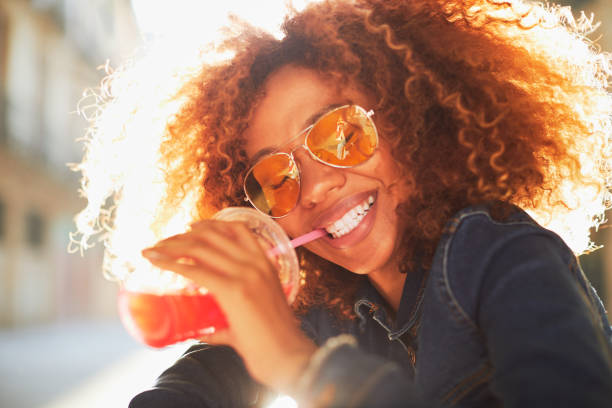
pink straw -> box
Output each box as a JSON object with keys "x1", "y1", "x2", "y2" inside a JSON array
[{"x1": 266, "y1": 228, "x2": 328, "y2": 258}]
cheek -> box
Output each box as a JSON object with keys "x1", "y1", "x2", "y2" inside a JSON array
[
  {"x1": 275, "y1": 216, "x2": 302, "y2": 239},
  {"x1": 376, "y1": 140, "x2": 401, "y2": 179},
  {"x1": 360, "y1": 142, "x2": 407, "y2": 204}
]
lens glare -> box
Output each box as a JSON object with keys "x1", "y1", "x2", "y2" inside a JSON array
[
  {"x1": 306, "y1": 105, "x2": 377, "y2": 167},
  {"x1": 245, "y1": 154, "x2": 300, "y2": 217}
]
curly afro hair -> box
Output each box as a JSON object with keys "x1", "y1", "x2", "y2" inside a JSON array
[{"x1": 73, "y1": 0, "x2": 612, "y2": 319}]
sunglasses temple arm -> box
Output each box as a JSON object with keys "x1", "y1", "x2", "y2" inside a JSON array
[{"x1": 266, "y1": 228, "x2": 328, "y2": 258}]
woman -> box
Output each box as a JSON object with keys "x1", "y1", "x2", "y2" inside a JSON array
[{"x1": 73, "y1": 0, "x2": 612, "y2": 406}]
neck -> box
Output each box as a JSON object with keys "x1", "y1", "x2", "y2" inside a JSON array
[{"x1": 367, "y1": 263, "x2": 406, "y2": 312}]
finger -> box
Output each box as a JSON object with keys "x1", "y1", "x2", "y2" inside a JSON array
[
  {"x1": 142, "y1": 249, "x2": 228, "y2": 292},
  {"x1": 227, "y1": 222, "x2": 270, "y2": 253},
  {"x1": 145, "y1": 239, "x2": 265, "y2": 277},
  {"x1": 188, "y1": 222, "x2": 263, "y2": 258},
  {"x1": 189, "y1": 219, "x2": 214, "y2": 230},
  {"x1": 156, "y1": 223, "x2": 263, "y2": 261},
  {"x1": 192, "y1": 220, "x2": 261, "y2": 252}
]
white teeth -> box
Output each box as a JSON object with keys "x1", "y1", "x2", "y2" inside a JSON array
[{"x1": 325, "y1": 195, "x2": 376, "y2": 239}]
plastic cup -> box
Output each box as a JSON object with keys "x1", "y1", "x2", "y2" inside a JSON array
[{"x1": 118, "y1": 207, "x2": 299, "y2": 348}]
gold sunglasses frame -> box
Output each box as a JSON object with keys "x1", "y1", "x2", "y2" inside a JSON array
[{"x1": 243, "y1": 104, "x2": 379, "y2": 218}]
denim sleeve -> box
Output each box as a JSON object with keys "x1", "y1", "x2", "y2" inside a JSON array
[
  {"x1": 478, "y1": 233, "x2": 612, "y2": 407},
  {"x1": 128, "y1": 344, "x2": 264, "y2": 408},
  {"x1": 293, "y1": 335, "x2": 442, "y2": 408}
]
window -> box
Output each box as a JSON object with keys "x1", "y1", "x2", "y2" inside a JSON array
[
  {"x1": 0, "y1": 199, "x2": 5, "y2": 240},
  {"x1": 0, "y1": 8, "x2": 7, "y2": 144},
  {"x1": 25, "y1": 210, "x2": 45, "y2": 248},
  {"x1": 555, "y1": 0, "x2": 595, "y2": 7}
]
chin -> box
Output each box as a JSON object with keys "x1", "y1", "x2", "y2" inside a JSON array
[{"x1": 327, "y1": 240, "x2": 398, "y2": 275}]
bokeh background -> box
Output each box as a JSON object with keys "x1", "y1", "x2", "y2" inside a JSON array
[{"x1": 0, "y1": 1, "x2": 610, "y2": 407}]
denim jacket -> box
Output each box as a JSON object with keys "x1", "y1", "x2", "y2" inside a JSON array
[{"x1": 129, "y1": 204, "x2": 612, "y2": 408}]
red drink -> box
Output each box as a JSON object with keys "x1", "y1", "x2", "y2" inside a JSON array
[
  {"x1": 119, "y1": 207, "x2": 300, "y2": 348},
  {"x1": 118, "y1": 289, "x2": 228, "y2": 348},
  {"x1": 118, "y1": 283, "x2": 294, "y2": 348}
]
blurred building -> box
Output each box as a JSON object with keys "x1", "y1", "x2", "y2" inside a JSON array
[{"x1": 0, "y1": 0, "x2": 140, "y2": 327}]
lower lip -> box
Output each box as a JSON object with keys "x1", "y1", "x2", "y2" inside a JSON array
[{"x1": 322, "y1": 196, "x2": 378, "y2": 249}]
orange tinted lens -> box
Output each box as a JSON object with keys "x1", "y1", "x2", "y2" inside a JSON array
[
  {"x1": 306, "y1": 106, "x2": 377, "y2": 167},
  {"x1": 244, "y1": 154, "x2": 299, "y2": 217}
]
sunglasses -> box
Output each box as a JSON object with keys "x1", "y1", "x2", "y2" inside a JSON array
[{"x1": 244, "y1": 105, "x2": 379, "y2": 218}]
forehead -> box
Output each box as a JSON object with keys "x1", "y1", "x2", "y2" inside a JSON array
[{"x1": 244, "y1": 65, "x2": 369, "y2": 158}]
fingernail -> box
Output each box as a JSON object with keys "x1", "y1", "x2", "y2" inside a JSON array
[{"x1": 142, "y1": 248, "x2": 163, "y2": 259}]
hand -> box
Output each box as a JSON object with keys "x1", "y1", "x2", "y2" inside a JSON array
[{"x1": 141, "y1": 219, "x2": 317, "y2": 392}]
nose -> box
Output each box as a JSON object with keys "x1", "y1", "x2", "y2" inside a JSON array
[{"x1": 294, "y1": 148, "x2": 346, "y2": 209}]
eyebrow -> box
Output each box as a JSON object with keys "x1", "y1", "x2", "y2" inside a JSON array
[{"x1": 249, "y1": 102, "x2": 349, "y2": 164}]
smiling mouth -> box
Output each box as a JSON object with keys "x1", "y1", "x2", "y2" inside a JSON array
[{"x1": 324, "y1": 195, "x2": 376, "y2": 239}]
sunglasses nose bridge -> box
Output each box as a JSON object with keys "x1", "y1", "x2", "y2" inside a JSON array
[
  {"x1": 287, "y1": 143, "x2": 308, "y2": 157},
  {"x1": 289, "y1": 143, "x2": 327, "y2": 174},
  {"x1": 294, "y1": 150, "x2": 347, "y2": 210}
]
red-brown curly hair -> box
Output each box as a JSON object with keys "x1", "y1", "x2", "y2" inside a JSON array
[{"x1": 73, "y1": 0, "x2": 612, "y2": 320}]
